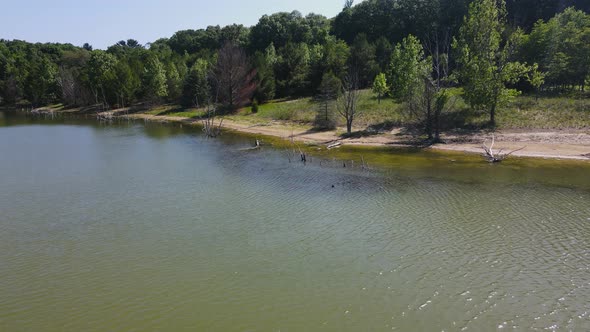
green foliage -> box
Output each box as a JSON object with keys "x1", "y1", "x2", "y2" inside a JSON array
[
  {"x1": 453, "y1": 0, "x2": 531, "y2": 125},
  {"x1": 252, "y1": 44, "x2": 277, "y2": 103},
  {"x1": 276, "y1": 42, "x2": 311, "y2": 96},
  {"x1": 249, "y1": 11, "x2": 330, "y2": 51},
  {"x1": 526, "y1": 63, "x2": 545, "y2": 98},
  {"x1": 332, "y1": 0, "x2": 465, "y2": 44},
  {"x1": 388, "y1": 35, "x2": 428, "y2": 101},
  {"x1": 372, "y1": 73, "x2": 388, "y2": 103},
  {"x1": 374, "y1": 37, "x2": 393, "y2": 72},
  {"x1": 521, "y1": 7, "x2": 590, "y2": 90},
  {"x1": 165, "y1": 62, "x2": 182, "y2": 102},
  {"x1": 323, "y1": 37, "x2": 350, "y2": 80},
  {"x1": 113, "y1": 60, "x2": 140, "y2": 107},
  {"x1": 143, "y1": 56, "x2": 168, "y2": 100},
  {"x1": 86, "y1": 50, "x2": 117, "y2": 104},
  {"x1": 182, "y1": 59, "x2": 210, "y2": 107},
  {"x1": 26, "y1": 52, "x2": 58, "y2": 106},
  {"x1": 251, "y1": 99, "x2": 259, "y2": 113},
  {"x1": 315, "y1": 71, "x2": 341, "y2": 129},
  {"x1": 349, "y1": 34, "x2": 378, "y2": 87}
]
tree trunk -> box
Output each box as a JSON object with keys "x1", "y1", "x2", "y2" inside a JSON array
[
  {"x1": 490, "y1": 103, "x2": 496, "y2": 127},
  {"x1": 426, "y1": 96, "x2": 433, "y2": 140},
  {"x1": 434, "y1": 109, "x2": 441, "y2": 142},
  {"x1": 346, "y1": 119, "x2": 352, "y2": 134}
]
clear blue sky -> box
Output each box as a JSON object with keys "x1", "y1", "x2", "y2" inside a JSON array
[{"x1": 1, "y1": 0, "x2": 344, "y2": 49}]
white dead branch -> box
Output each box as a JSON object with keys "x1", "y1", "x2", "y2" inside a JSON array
[{"x1": 482, "y1": 134, "x2": 525, "y2": 163}]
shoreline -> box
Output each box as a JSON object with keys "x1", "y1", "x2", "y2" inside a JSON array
[
  {"x1": 8, "y1": 106, "x2": 589, "y2": 162},
  {"x1": 121, "y1": 112, "x2": 590, "y2": 162}
]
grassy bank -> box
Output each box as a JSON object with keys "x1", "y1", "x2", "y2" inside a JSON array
[{"x1": 145, "y1": 90, "x2": 590, "y2": 132}]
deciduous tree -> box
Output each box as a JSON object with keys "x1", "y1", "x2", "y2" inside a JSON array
[
  {"x1": 453, "y1": 0, "x2": 531, "y2": 126},
  {"x1": 213, "y1": 42, "x2": 256, "y2": 109},
  {"x1": 372, "y1": 73, "x2": 388, "y2": 104}
]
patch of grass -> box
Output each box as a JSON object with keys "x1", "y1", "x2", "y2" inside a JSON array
[
  {"x1": 147, "y1": 105, "x2": 206, "y2": 118},
  {"x1": 146, "y1": 105, "x2": 175, "y2": 115},
  {"x1": 244, "y1": 98, "x2": 317, "y2": 122},
  {"x1": 422, "y1": 90, "x2": 590, "y2": 130},
  {"x1": 356, "y1": 89, "x2": 405, "y2": 127},
  {"x1": 165, "y1": 109, "x2": 206, "y2": 118},
  {"x1": 239, "y1": 90, "x2": 407, "y2": 128},
  {"x1": 495, "y1": 96, "x2": 590, "y2": 129}
]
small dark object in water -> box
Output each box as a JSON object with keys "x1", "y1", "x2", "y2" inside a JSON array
[{"x1": 332, "y1": 185, "x2": 335, "y2": 188}]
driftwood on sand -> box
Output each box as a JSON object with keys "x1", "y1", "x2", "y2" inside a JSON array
[
  {"x1": 482, "y1": 134, "x2": 525, "y2": 163},
  {"x1": 327, "y1": 141, "x2": 342, "y2": 150}
]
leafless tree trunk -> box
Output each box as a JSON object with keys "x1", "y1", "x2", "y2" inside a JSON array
[
  {"x1": 422, "y1": 30, "x2": 453, "y2": 142},
  {"x1": 202, "y1": 102, "x2": 224, "y2": 138},
  {"x1": 338, "y1": 70, "x2": 361, "y2": 135},
  {"x1": 201, "y1": 87, "x2": 224, "y2": 138},
  {"x1": 407, "y1": 76, "x2": 436, "y2": 139}
]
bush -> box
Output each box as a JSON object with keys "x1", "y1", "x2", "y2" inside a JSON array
[{"x1": 251, "y1": 99, "x2": 259, "y2": 113}]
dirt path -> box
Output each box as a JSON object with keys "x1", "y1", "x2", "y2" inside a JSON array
[{"x1": 123, "y1": 112, "x2": 590, "y2": 161}]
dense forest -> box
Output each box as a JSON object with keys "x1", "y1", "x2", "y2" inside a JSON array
[{"x1": 1, "y1": 0, "x2": 589, "y2": 133}]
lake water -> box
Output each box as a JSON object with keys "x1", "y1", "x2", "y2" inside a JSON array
[{"x1": 1, "y1": 111, "x2": 590, "y2": 331}]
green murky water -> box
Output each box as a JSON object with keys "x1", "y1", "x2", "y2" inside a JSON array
[{"x1": 1, "y1": 111, "x2": 589, "y2": 331}]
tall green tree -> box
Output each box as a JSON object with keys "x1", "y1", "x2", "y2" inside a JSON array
[
  {"x1": 349, "y1": 34, "x2": 378, "y2": 87},
  {"x1": 182, "y1": 59, "x2": 210, "y2": 107},
  {"x1": 521, "y1": 8, "x2": 590, "y2": 91},
  {"x1": 86, "y1": 50, "x2": 117, "y2": 105},
  {"x1": 252, "y1": 44, "x2": 277, "y2": 103},
  {"x1": 388, "y1": 35, "x2": 428, "y2": 101},
  {"x1": 276, "y1": 42, "x2": 311, "y2": 96},
  {"x1": 315, "y1": 71, "x2": 341, "y2": 129},
  {"x1": 113, "y1": 60, "x2": 140, "y2": 107},
  {"x1": 143, "y1": 56, "x2": 168, "y2": 101},
  {"x1": 453, "y1": 0, "x2": 531, "y2": 126},
  {"x1": 25, "y1": 53, "x2": 57, "y2": 106},
  {"x1": 323, "y1": 37, "x2": 350, "y2": 80},
  {"x1": 165, "y1": 62, "x2": 182, "y2": 102}
]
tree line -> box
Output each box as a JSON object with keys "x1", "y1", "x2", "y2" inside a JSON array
[{"x1": 0, "y1": 0, "x2": 588, "y2": 133}]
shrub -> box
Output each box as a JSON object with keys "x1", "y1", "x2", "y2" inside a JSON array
[{"x1": 251, "y1": 99, "x2": 259, "y2": 113}]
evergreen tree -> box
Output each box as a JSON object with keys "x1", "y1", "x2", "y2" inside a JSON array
[{"x1": 182, "y1": 59, "x2": 210, "y2": 107}]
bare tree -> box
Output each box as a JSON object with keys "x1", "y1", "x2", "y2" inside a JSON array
[
  {"x1": 407, "y1": 76, "x2": 436, "y2": 138},
  {"x1": 213, "y1": 42, "x2": 256, "y2": 110},
  {"x1": 425, "y1": 30, "x2": 452, "y2": 142},
  {"x1": 337, "y1": 70, "x2": 361, "y2": 135},
  {"x1": 202, "y1": 102, "x2": 224, "y2": 138}
]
